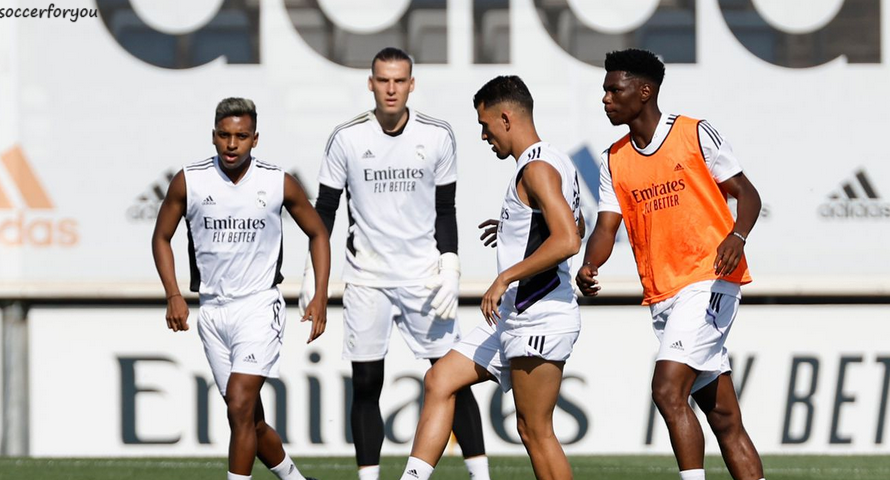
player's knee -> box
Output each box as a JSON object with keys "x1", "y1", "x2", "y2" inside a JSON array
[
  {"x1": 423, "y1": 367, "x2": 455, "y2": 400},
  {"x1": 352, "y1": 361, "x2": 385, "y2": 400},
  {"x1": 255, "y1": 419, "x2": 270, "y2": 436},
  {"x1": 651, "y1": 381, "x2": 685, "y2": 413},
  {"x1": 226, "y1": 397, "x2": 255, "y2": 427},
  {"x1": 707, "y1": 407, "x2": 741, "y2": 437},
  {"x1": 515, "y1": 413, "x2": 552, "y2": 446}
]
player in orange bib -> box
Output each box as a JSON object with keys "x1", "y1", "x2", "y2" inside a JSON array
[{"x1": 576, "y1": 49, "x2": 766, "y2": 480}]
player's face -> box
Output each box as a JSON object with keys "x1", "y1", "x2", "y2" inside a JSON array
[
  {"x1": 476, "y1": 104, "x2": 510, "y2": 160},
  {"x1": 602, "y1": 71, "x2": 643, "y2": 126},
  {"x1": 212, "y1": 115, "x2": 258, "y2": 170},
  {"x1": 368, "y1": 59, "x2": 414, "y2": 117}
]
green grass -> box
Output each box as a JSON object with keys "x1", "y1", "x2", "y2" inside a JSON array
[{"x1": 0, "y1": 455, "x2": 888, "y2": 479}]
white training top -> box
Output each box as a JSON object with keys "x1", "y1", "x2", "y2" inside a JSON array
[
  {"x1": 319, "y1": 109, "x2": 457, "y2": 286},
  {"x1": 183, "y1": 157, "x2": 285, "y2": 303},
  {"x1": 598, "y1": 114, "x2": 743, "y2": 213},
  {"x1": 496, "y1": 142, "x2": 582, "y2": 336}
]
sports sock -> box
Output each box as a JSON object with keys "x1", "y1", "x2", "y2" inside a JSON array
[
  {"x1": 400, "y1": 456, "x2": 434, "y2": 480},
  {"x1": 679, "y1": 469, "x2": 705, "y2": 480},
  {"x1": 227, "y1": 473, "x2": 251, "y2": 480},
  {"x1": 464, "y1": 455, "x2": 489, "y2": 479},
  {"x1": 358, "y1": 464, "x2": 380, "y2": 480},
  {"x1": 270, "y1": 456, "x2": 306, "y2": 480}
]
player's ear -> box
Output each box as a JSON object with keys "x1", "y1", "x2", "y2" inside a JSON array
[
  {"x1": 367, "y1": 75, "x2": 374, "y2": 92},
  {"x1": 501, "y1": 110, "x2": 510, "y2": 131},
  {"x1": 252, "y1": 131, "x2": 259, "y2": 148},
  {"x1": 640, "y1": 82, "x2": 653, "y2": 103},
  {"x1": 211, "y1": 129, "x2": 216, "y2": 143},
  {"x1": 409, "y1": 76, "x2": 415, "y2": 94}
]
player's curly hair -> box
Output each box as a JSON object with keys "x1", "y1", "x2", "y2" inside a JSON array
[
  {"x1": 473, "y1": 75, "x2": 534, "y2": 113},
  {"x1": 215, "y1": 97, "x2": 257, "y2": 130},
  {"x1": 605, "y1": 49, "x2": 665, "y2": 86}
]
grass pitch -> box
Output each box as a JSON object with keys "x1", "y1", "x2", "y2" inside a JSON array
[{"x1": 1, "y1": 455, "x2": 888, "y2": 479}]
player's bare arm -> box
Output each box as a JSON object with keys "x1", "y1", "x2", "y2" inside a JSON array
[
  {"x1": 481, "y1": 161, "x2": 580, "y2": 324},
  {"x1": 575, "y1": 211, "x2": 622, "y2": 297},
  {"x1": 714, "y1": 172, "x2": 761, "y2": 276},
  {"x1": 151, "y1": 170, "x2": 190, "y2": 332},
  {"x1": 283, "y1": 173, "x2": 331, "y2": 343}
]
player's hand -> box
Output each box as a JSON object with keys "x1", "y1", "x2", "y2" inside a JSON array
[
  {"x1": 714, "y1": 233, "x2": 745, "y2": 277},
  {"x1": 165, "y1": 294, "x2": 190, "y2": 332},
  {"x1": 298, "y1": 258, "x2": 315, "y2": 318},
  {"x1": 575, "y1": 263, "x2": 601, "y2": 297},
  {"x1": 302, "y1": 294, "x2": 327, "y2": 343},
  {"x1": 478, "y1": 219, "x2": 499, "y2": 248},
  {"x1": 481, "y1": 275, "x2": 507, "y2": 326},
  {"x1": 426, "y1": 253, "x2": 460, "y2": 321}
]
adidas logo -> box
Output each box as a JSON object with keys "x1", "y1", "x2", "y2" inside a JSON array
[
  {"x1": 362, "y1": 149, "x2": 375, "y2": 159},
  {"x1": 674, "y1": 163, "x2": 684, "y2": 171},
  {"x1": 406, "y1": 469, "x2": 419, "y2": 478},
  {"x1": 243, "y1": 353, "x2": 257, "y2": 364},
  {"x1": 819, "y1": 168, "x2": 890, "y2": 220},
  {"x1": 202, "y1": 195, "x2": 216, "y2": 206},
  {"x1": 0, "y1": 145, "x2": 80, "y2": 247},
  {"x1": 669, "y1": 340, "x2": 684, "y2": 351},
  {"x1": 127, "y1": 167, "x2": 177, "y2": 221}
]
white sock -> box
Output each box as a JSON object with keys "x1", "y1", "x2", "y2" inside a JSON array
[
  {"x1": 227, "y1": 473, "x2": 251, "y2": 480},
  {"x1": 679, "y1": 469, "x2": 706, "y2": 480},
  {"x1": 400, "y1": 456, "x2": 434, "y2": 480},
  {"x1": 270, "y1": 456, "x2": 306, "y2": 480},
  {"x1": 358, "y1": 465, "x2": 380, "y2": 480},
  {"x1": 464, "y1": 456, "x2": 490, "y2": 479}
]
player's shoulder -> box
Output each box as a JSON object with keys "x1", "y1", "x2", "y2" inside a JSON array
[
  {"x1": 325, "y1": 111, "x2": 374, "y2": 151},
  {"x1": 184, "y1": 156, "x2": 215, "y2": 172},
  {"x1": 413, "y1": 110, "x2": 455, "y2": 138},
  {"x1": 253, "y1": 158, "x2": 282, "y2": 172}
]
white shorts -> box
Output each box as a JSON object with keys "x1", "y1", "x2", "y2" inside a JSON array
[
  {"x1": 197, "y1": 288, "x2": 285, "y2": 397},
  {"x1": 650, "y1": 279, "x2": 740, "y2": 393},
  {"x1": 452, "y1": 324, "x2": 578, "y2": 393},
  {"x1": 342, "y1": 283, "x2": 461, "y2": 361}
]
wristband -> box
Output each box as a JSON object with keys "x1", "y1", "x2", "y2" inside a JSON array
[{"x1": 731, "y1": 231, "x2": 747, "y2": 243}]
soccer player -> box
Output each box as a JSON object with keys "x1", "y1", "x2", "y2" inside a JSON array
[
  {"x1": 301, "y1": 47, "x2": 490, "y2": 480},
  {"x1": 152, "y1": 98, "x2": 330, "y2": 480},
  {"x1": 575, "y1": 49, "x2": 766, "y2": 480},
  {"x1": 398, "y1": 75, "x2": 582, "y2": 480}
]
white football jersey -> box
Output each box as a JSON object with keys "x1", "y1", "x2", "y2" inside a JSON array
[
  {"x1": 496, "y1": 142, "x2": 581, "y2": 336},
  {"x1": 319, "y1": 109, "x2": 457, "y2": 286},
  {"x1": 183, "y1": 157, "x2": 285, "y2": 302}
]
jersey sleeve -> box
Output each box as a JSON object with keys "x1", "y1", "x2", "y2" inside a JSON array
[
  {"x1": 434, "y1": 127, "x2": 458, "y2": 186},
  {"x1": 597, "y1": 149, "x2": 621, "y2": 214},
  {"x1": 698, "y1": 120, "x2": 742, "y2": 183},
  {"x1": 318, "y1": 132, "x2": 349, "y2": 189}
]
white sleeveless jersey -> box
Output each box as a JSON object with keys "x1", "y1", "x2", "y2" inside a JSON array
[
  {"x1": 319, "y1": 109, "x2": 457, "y2": 286},
  {"x1": 496, "y1": 142, "x2": 581, "y2": 336},
  {"x1": 183, "y1": 157, "x2": 285, "y2": 301}
]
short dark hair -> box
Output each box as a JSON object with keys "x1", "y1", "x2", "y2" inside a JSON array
[
  {"x1": 604, "y1": 49, "x2": 665, "y2": 86},
  {"x1": 215, "y1": 97, "x2": 257, "y2": 130},
  {"x1": 473, "y1": 75, "x2": 534, "y2": 113},
  {"x1": 371, "y1": 47, "x2": 413, "y2": 75}
]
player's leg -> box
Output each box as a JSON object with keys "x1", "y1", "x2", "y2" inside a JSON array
[
  {"x1": 342, "y1": 284, "x2": 398, "y2": 480},
  {"x1": 692, "y1": 374, "x2": 765, "y2": 480},
  {"x1": 252, "y1": 397, "x2": 315, "y2": 480},
  {"x1": 225, "y1": 373, "x2": 266, "y2": 476},
  {"x1": 651, "y1": 360, "x2": 704, "y2": 472},
  {"x1": 351, "y1": 359, "x2": 386, "y2": 475},
  {"x1": 510, "y1": 357, "x2": 572, "y2": 480},
  {"x1": 415, "y1": 352, "x2": 491, "y2": 463},
  {"x1": 396, "y1": 285, "x2": 492, "y2": 479}
]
